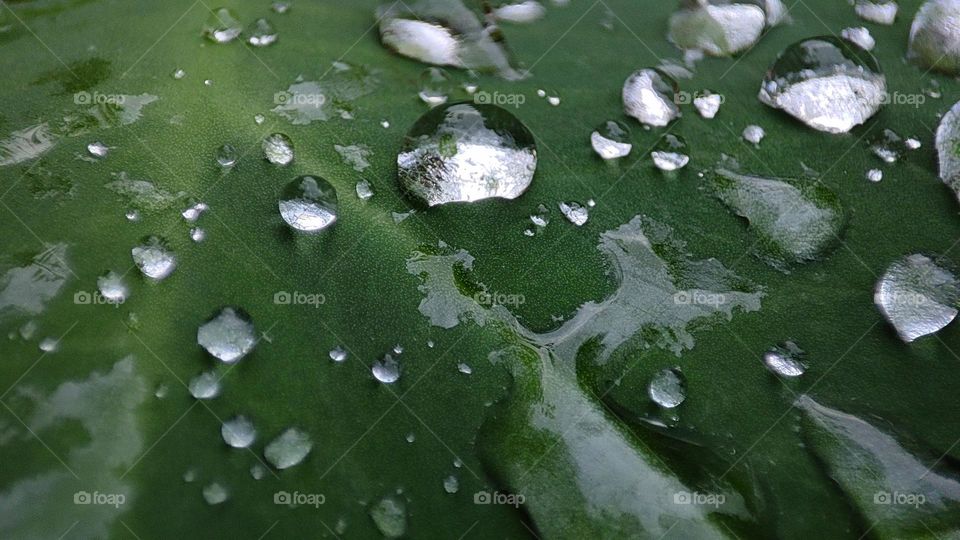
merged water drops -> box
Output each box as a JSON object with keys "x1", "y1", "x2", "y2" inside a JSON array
[
  {"x1": 202, "y1": 8, "x2": 242, "y2": 43},
  {"x1": 418, "y1": 67, "x2": 452, "y2": 106},
  {"x1": 197, "y1": 307, "x2": 257, "y2": 363},
  {"x1": 909, "y1": 1, "x2": 960, "y2": 74},
  {"x1": 590, "y1": 120, "x2": 632, "y2": 160},
  {"x1": 935, "y1": 99, "x2": 960, "y2": 203},
  {"x1": 264, "y1": 427, "x2": 312, "y2": 469},
  {"x1": 651, "y1": 133, "x2": 689, "y2": 171},
  {"x1": 131, "y1": 236, "x2": 177, "y2": 281},
  {"x1": 758, "y1": 37, "x2": 886, "y2": 134},
  {"x1": 875, "y1": 254, "x2": 959, "y2": 342},
  {"x1": 668, "y1": 0, "x2": 767, "y2": 56},
  {"x1": 398, "y1": 102, "x2": 537, "y2": 206},
  {"x1": 369, "y1": 494, "x2": 408, "y2": 538},
  {"x1": 278, "y1": 175, "x2": 339, "y2": 232},
  {"x1": 622, "y1": 68, "x2": 680, "y2": 127},
  {"x1": 648, "y1": 367, "x2": 686, "y2": 408},
  {"x1": 372, "y1": 353, "x2": 401, "y2": 383},
  {"x1": 762, "y1": 341, "x2": 806, "y2": 377},
  {"x1": 263, "y1": 133, "x2": 294, "y2": 166},
  {"x1": 221, "y1": 415, "x2": 257, "y2": 448}
]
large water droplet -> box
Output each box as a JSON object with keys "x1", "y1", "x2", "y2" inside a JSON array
[
  {"x1": 263, "y1": 133, "x2": 294, "y2": 165},
  {"x1": 369, "y1": 494, "x2": 408, "y2": 538},
  {"x1": 372, "y1": 353, "x2": 401, "y2": 383},
  {"x1": 203, "y1": 8, "x2": 242, "y2": 43},
  {"x1": 935, "y1": 99, "x2": 960, "y2": 203},
  {"x1": 668, "y1": 1, "x2": 766, "y2": 56},
  {"x1": 651, "y1": 133, "x2": 689, "y2": 171},
  {"x1": 762, "y1": 341, "x2": 806, "y2": 377},
  {"x1": 397, "y1": 102, "x2": 537, "y2": 206},
  {"x1": 197, "y1": 307, "x2": 257, "y2": 363},
  {"x1": 278, "y1": 175, "x2": 339, "y2": 232},
  {"x1": 189, "y1": 371, "x2": 221, "y2": 399},
  {"x1": 648, "y1": 367, "x2": 686, "y2": 408},
  {"x1": 758, "y1": 37, "x2": 886, "y2": 133},
  {"x1": 875, "y1": 254, "x2": 959, "y2": 342},
  {"x1": 622, "y1": 68, "x2": 680, "y2": 127},
  {"x1": 131, "y1": 236, "x2": 177, "y2": 281},
  {"x1": 909, "y1": 1, "x2": 960, "y2": 74},
  {"x1": 264, "y1": 427, "x2": 313, "y2": 469},
  {"x1": 590, "y1": 120, "x2": 632, "y2": 160},
  {"x1": 221, "y1": 415, "x2": 257, "y2": 448}
]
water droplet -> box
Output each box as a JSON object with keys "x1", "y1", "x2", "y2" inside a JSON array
[
  {"x1": 875, "y1": 254, "x2": 959, "y2": 342},
  {"x1": 131, "y1": 236, "x2": 177, "y2": 281},
  {"x1": 372, "y1": 353, "x2": 401, "y2": 383},
  {"x1": 493, "y1": 1, "x2": 546, "y2": 23},
  {"x1": 622, "y1": 68, "x2": 680, "y2": 127},
  {"x1": 369, "y1": 494, "x2": 407, "y2": 539},
  {"x1": 710, "y1": 166, "x2": 846, "y2": 269},
  {"x1": 398, "y1": 103, "x2": 537, "y2": 206},
  {"x1": 87, "y1": 141, "x2": 108, "y2": 159},
  {"x1": 693, "y1": 89, "x2": 723, "y2": 119},
  {"x1": 923, "y1": 78, "x2": 942, "y2": 99},
  {"x1": 216, "y1": 144, "x2": 238, "y2": 167},
  {"x1": 202, "y1": 482, "x2": 229, "y2": 505},
  {"x1": 263, "y1": 133, "x2": 294, "y2": 166},
  {"x1": 204, "y1": 78, "x2": 213, "y2": 86},
  {"x1": 356, "y1": 180, "x2": 374, "y2": 200},
  {"x1": 651, "y1": 133, "x2": 689, "y2": 171},
  {"x1": 254, "y1": 113, "x2": 266, "y2": 124},
  {"x1": 183, "y1": 469, "x2": 197, "y2": 483},
  {"x1": 905, "y1": 137, "x2": 921, "y2": 150},
  {"x1": 172, "y1": 68, "x2": 186, "y2": 80},
  {"x1": 189, "y1": 371, "x2": 221, "y2": 399},
  {"x1": 457, "y1": 362, "x2": 472, "y2": 374},
  {"x1": 418, "y1": 67, "x2": 452, "y2": 107},
  {"x1": 155, "y1": 384, "x2": 168, "y2": 399},
  {"x1": 39, "y1": 336, "x2": 58, "y2": 353},
  {"x1": 181, "y1": 201, "x2": 208, "y2": 222},
  {"x1": 762, "y1": 341, "x2": 806, "y2": 377},
  {"x1": 393, "y1": 344, "x2": 404, "y2": 354},
  {"x1": 546, "y1": 94, "x2": 561, "y2": 106},
  {"x1": 264, "y1": 427, "x2": 313, "y2": 469},
  {"x1": 250, "y1": 464, "x2": 266, "y2": 479},
  {"x1": 18, "y1": 321, "x2": 37, "y2": 341},
  {"x1": 197, "y1": 307, "x2": 257, "y2": 363},
  {"x1": 442, "y1": 474, "x2": 460, "y2": 493},
  {"x1": 246, "y1": 18, "x2": 277, "y2": 47},
  {"x1": 590, "y1": 120, "x2": 632, "y2": 160},
  {"x1": 742, "y1": 124, "x2": 766, "y2": 145},
  {"x1": 125, "y1": 209, "x2": 140, "y2": 222},
  {"x1": 866, "y1": 168, "x2": 883, "y2": 182},
  {"x1": 937, "y1": 101, "x2": 960, "y2": 203},
  {"x1": 870, "y1": 129, "x2": 905, "y2": 163},
  {"x1": 668, "y1": 1, "x2": 766, "y2": 56},
  {"x1": 271, "y1": 1, "x2": 291, "y2": 14},
  {"x1": 855, "y1": 0, "x2": 897, "y2": 25},
  {"x1": 329, "y1": 346, "x2": 348, "y2": 362},
  {"x1": 334, "y1": 144, "x2": 371, "y2": 172},
  {"x1": 648, "y1": 367, "x2": 686, "y2": 408},
  {"x1": 758, "y1": 37, "x2": 886, "y2": 133},
  {"x1": 279, "y1": 175, "x2": 339, "y2": 232},
  {"x1": 841, "y1": 26, "x2": 875, "y2": 51},
  {"x1": 97, "y1": 270, "x2": 128, "y2": 303},
  {"x1": 405, "y1": 432, "x2": 416, "y2": 443},
  {"x1": 381, "y1": 119, "x2": 391, "y2": 128},
  {"x1": 558, "y1": 201, "x2": 589, "y2": 226},
  {"x1": 221, "y1": 415, "x2": 257, "y2": 448},
  {"x1": 203, "y1": 8, "x2": 242, "y2": 43},
  {"x1": 190, "y1": 227, "x2": 206, "y2": 242}
]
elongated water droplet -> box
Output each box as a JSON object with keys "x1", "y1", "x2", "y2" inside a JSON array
[
  {"x1": 202, "y1": 482, "x2": 229, "y2": 505},
  {"x1": 246, "y1": 18, "x2": 277, "y2": 47},
  {"x1": 197, "y1": 307, "x2": 257, "y2": 363},
  {"x1": 651, "y1": 133, "x2": 689, "y2": 171},
  {"x1": 762, "y1": 341, "x2": 806, "y2": 377},
  {"x1": 855, "y1": 0, "x2": 897, "y2": 25},
  {"x1": 875, "y1": 254, "x2": 959, "y2": 342},
  {"x1": 622, "y1": 68, "x2": 680, "y2": 127},
  {"x1": 203, "y1": 8, "x2": 242, "y2": 43},
  {"x1": 263, "y1": 133, "x2": 294, "y2": 166},
  {"x1": 87, "y1": 141, "x2": 108, "y2": 159},
  {"x1": 189, "y1": 371, "x2": 221, "y2": 399},
  {"x1": 758, "y1": 37, "x2": 886, "y2": 134},
  {"x1": 457, "y1": 362, "x2": 472, "y2": 374},
  {"x1": 369, "y1": 494, "x2": 407, "y2": 538},
  {"x1": 648, "y1": 367, "x2": 686, "y2": 408},
  {"x1": 590, "y1": 120, "x2": 632, "y2": 160},
  {"x1": 372, "y1": 353, "x2": 401, "y2": 383},
  {"x1": 668, "y1": 1, "x2": 766, "y2": 56},
  {"x1": 221, "y1": 415, "x2": 257, "y2": 448},
  {"x1": 264, "y1": 427, "x2": 312, "y2": 469},
  {"x1": 131, "y1": 236, "x2": 177, "y2": 281},
  {"x1": 418, "y1": 67, "x2": 451, "y2": 106},
  {"x1": 398, "y1": 103, "x2": 537, "y2": 206},
  {"x1": 279, "y1": 175, "x2": 338, "y2": 232},
  {"x1": 494, "y1": 1, "x2": 546, "y2": 23}
]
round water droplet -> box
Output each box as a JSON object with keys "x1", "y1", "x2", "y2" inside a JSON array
[
  {"x1": 131, "y1": 236, "x2": 177, "y2": 281},
  {"x1": 202, "y1": 482, "x2": 229, "y2": 505},
  {"x1": 189, "y1": 371, "x2": 221, "y2": 399},
  {"x1": 558, "y1": 201, "x2": 588, "y2": 226},
  {"x1": 39, "y1": 336, "x2": 58, "y2": 353},
  {"x1": 125, "y1": 209, "x2": 140, "y2": 222},
  {"x1": 398, "y1": 102, "x2": 537, "y2": 206},
  {"x1": 875, "y1": 254, "x2": 959, "y2": 342},
  {"x1": 263, "y1": 133, "x2": 294, "y2": 166},
  {"x1": 866, "y1": 168, "x2": 883, "y2": 182},
  {"x1": 217, "y1": 144, "x2": 238, "y2": 167},
  {"x1": 98, "y1": 270, "x2": 128, "y2": 303},
  {"x1": 203, "y1": 8, "x2": 242, "y2": 43},
  {"x1": 648, "y1": 367, "x2": 686, "y2": 408},
  {"x1": 87, "y1": 141, "x2": 109, "y2": 159},
  {"x1": 254, "y1": 113, "x2": 266, "y2": 124},
  {"x1": 651, "y1": 133, "x2": 689, "y2": 171},
  {"x1": 758, "y1": 37, "x2": 886, "y2": 134},
  {"x1": 264, "y1": 427, "x2": 312, "y2": 469},
  {"x1": 622, "y1": 68, "x2": 681, "y2": 127},
  {"x1": 221, "y1": 415, "x2": 257, "y2": 448},
  {"x1": 762, "y1": 341, "x2": 806, "y2": 377},
  {"x1": 590, "y1": 120, "x2": 632, "y2": 160},
  {"x1": 370, "y1": 495, "x2": 407, "y2": 539},
  {"x1": 329, "y1": 346, "x2": 348, "y2": 362},
  {"x1": 279, "y1": 175, "x2": 339, "y2": 232},
  {"x1": 172, "y1": 68, "x2": 186, "y2": 80},
  {"x1": 372, "y1": 354, "x2": 401, "y2": 383},
  {"x1": 405, "y1": 432, "x2": 416, "y2": 443},
  {"x1": 418, "y1": 67, "x2": 451, "y2": 107},
  {"x1": 742, "y1": 124, "x2": 766, "y2": 145},
  {"x1": 197, "y1": 307, "x2": 257, "y2": 363},
  {"x1": 442, "y1": 474, "x2": 460, "y2": 493},
  {"x1": 246, "y1": 18, "x2": 277, "y2": 47},
  {"x1": 669, "y1": 1, "x2": 766, "y2": 56}
]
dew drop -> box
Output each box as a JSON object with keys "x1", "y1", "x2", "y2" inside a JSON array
[
  {"x1": 181, "y1": 201, "x2": 208, "y2": 222},
  {"x1": 221, "y1": 415, "x2": 257, "y2": 448},
  {"x1": 854, "y1": 0, "x2": 897, "y2": 25},
  {"x1": 405, "y1": 432, "x2": 416, "y2": 443},
  {"x1": 250, "y1": 464, "x2": 266, "y2": 480},
  {"x1": 443, "y1": 474, "x2": 460, "y2": 493},
  {"x1": 369, "y1": 494, "x2": 407, "y2": 539},
  {"x1": 203, "y1": 8, "x2": 242, "y2": 43},
  {"x1": 197, "y1": 307, "x2": 257, "y2": 364},
  {"x1": 189, "y1": 371, "x2": 221, "y2": 399},
  {"x1": 264, "y1": 427, "x2": 313, "y2": 469},
  {"x1": 172, "y1": 68, "x2": 186, "y2": 80},
  {"x1": 131, "y1": 236, "x2": 177, "y2": 281},
  {"x1": 216, "y1": 144, "x2": 238, "y2": 167},
  {"x1": 762, "y1": 341, "x2": 806, "y2": 377},
  {"x1": 190, "y1": 228, "x2": 206, "y2": 242},
  {"x1": 271, "y1": 1, "x2": 291, "y2": 14},
  {"x1": 648, "y1": 367, "x2": 686, "y2": 408},
  {"x1": 558, "y1": 201, "x2": 588, "y2": 226},
  {"x1": 875, "y1": 254, "x2": 959, "y2": 342},
  {"x1": 590, "y1": 120, "x2": 632, "y2": 160},
  {"x1": 125, "y1": 209, "x2": 140, "y2": 222},
  {"x1": 622, "y1": 68, "x2": 680, "y2": 127},
  {"x1": 329, "y1": 346, "x2": 348, "y2": 362},
  {"x1": 38, "y1": 336, "x2": 58, "y2": 353},
  {"x1": 742, "y1": 124, "x2": 766, "y2": 145},
  {"x1": 202, "y1": 482, "x2": 229, "y2": 505},
  {"x1": 418, "y1": 67, "x2": 452, "y2": 107},
  {"x1": 356, "y1": 180, "x2": 374, "y2": 200},
  {"x1": 372, "y1": 353, "x2": 401, "y2": 384},
  {"x1": 97, "y1": 270, "x2": 129, "y2": 303},
  {"x1": 693, "y1": 89, "x2": 723, "y2": 119},
  {"x1": 841, "y1": 26, "x2": 875, "y2": 51},
  {"x1": 870, "y1": 129, "x2": 905, "y2": 163},
  {"x1": 263, "y1": 133, "x2": 294, "y2": 166},
  {"x1": 937, "y1": 100, "x2": 960, "y2": 202},
  {"x1": 87, "y1": 141, "x2": 108, "y2": 159},
  {"x1": 279, "y1": 175, "x2": 339, "y2": 232},
  {"x1": 494, "y1": 1, "x2": 547, "y2": 23},
  {"x1": 651, "y1": 133, "x2": 689, "y2": 171},
  {"x1": 866, "y1": 168, "x2": 883, "y2": 183},
  {"x1": 246, "y1": 18, "x2": 277, "y2": 47},
  {"x1": 457, "y1": 362, "x2": 472, "y2": 374}
]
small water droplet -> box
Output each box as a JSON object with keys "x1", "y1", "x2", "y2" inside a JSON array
[
  {"x1": 38, "y1": 336, "x2": 58, "y2": 353},
  {"x1": 418, "y1": 67, "x2": 452, "y2": 107},
  {"x1": 155, "y1": 384, "x2": 168, "y2": 399},
  {"x1": 246, "y1": 18, "x2": 277, "y2": 47},
  {"x1": 622, "y1": 68, "x2": 680, "y2": 127},
  {"x1": 875, "y1": 254, "x2": 959, "y2": 342},
  {"x1": 866, "y1": 168, "x2": 883, "y2": 182},
  {"x1": 923, "y1": 78, "x2": 942, "y2": 99},
  {"x1": 189, "y1": 371, "x2": 221, "y2": 399},
  {"x1": 905, "y1": 137, "x2": 921, "y2": 150},
  {"x1": 279, "y1": 175, "x2": 339, "y2": 232},
  {"x1": 762, "y1": 341, "x2": 807, "y2": 377},
  {"x1": 203, "y1": 8, "x2": 242, "y2": 43},
  {"x1": 356, "y1": 180, "x2": 374, "y2": 200},
  {"x1": 651, "y1": 133, "x2": 689, "y2": 171},
  {"x1": 182, "y1": 201, "x2": 208, "y2": 222},
  {"x1": 442, "y1": 474, "x2": 460, "y2": 493},
  {"x1": 202, "y1": 482, "x2": 229, "y2": 505},
  {"x1": 87, "y1": 141, "x2": 109, "y2": 159},
  {"x1": 558, "y1": 201, "x2": 588, "y2": 226},
  {"x1": 457, "y1": 362, "x2": 472, "y2": 374},
  {"x1": 405, "y1": 432, "x2": 416, "y2": 443},
  {"x1": 329, "y1": 346, "x2": 348, "y2": 362},
  {"x1": 271, "y1": 1, "x2": 291, "y2": 14},
  {"x1": 131, "y1": 236, "x2": 177, "y2": 281},
  {"x1": 250, "y1": 464, "x2": 266, "y2": 479},
  {"x1": 197, "y1": 307, "x2": 257, "y2": 363},
  {"x1": 254, "y1": 113, "x2": 266, "y2": 124},
  {"x1": 263, "y1": 133, "x2": 294, "y2": 166},
  {"x1": 217, "y1": 144, "x2": 238, "y2": 167},
  {"x1": 265, "y1": 427, "x2": 312, "y2": 469},
  {"x1": 98, "y1": 270, "x2": 129, "y2": 303},
  {"x1": 841, "y1": 26, "x2": 875, "y2": 51},
  {"x1": 693, "y1": 89, "x2": 723, "y2": 119},
  {"x1": 369, "y1": 494, "x2": 407, "y2": 539},
  {"x1": 381, "y1": 119, "x2": 391, "y2": 128},
  {"x1": 172, "y1": 68, "x2": 186, "y2": 80},
  {"x1": 870, "y1": 129, "x2": 905, "y2": 163},
  {"x1": 190, "y1": 228, "x2": 206, "y2": 242},
  {"x1": 648, "y1": 367, "x2": 686, "y2": 408},
  {"x1": 546, "y1": 94, "x2": 561, "y2": 106},
  {"x1": 125, "y1": 209, "x2": 140, "y2": 222},
  {"x1": 221, "y1": 415, "x2": 257, "y2": 448},
  {"x1": 590, "y1": 120, "x2": 632, "y2": 160},
  {"x1": 372, "y1": 353, "x2": 401, "y2": 384},
  {"x1": 742, "y1": 124, "x2": 766, "y2": 145},
  {"x1": 494, "y1": 1, "x2": 547, "y2": 23}
]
